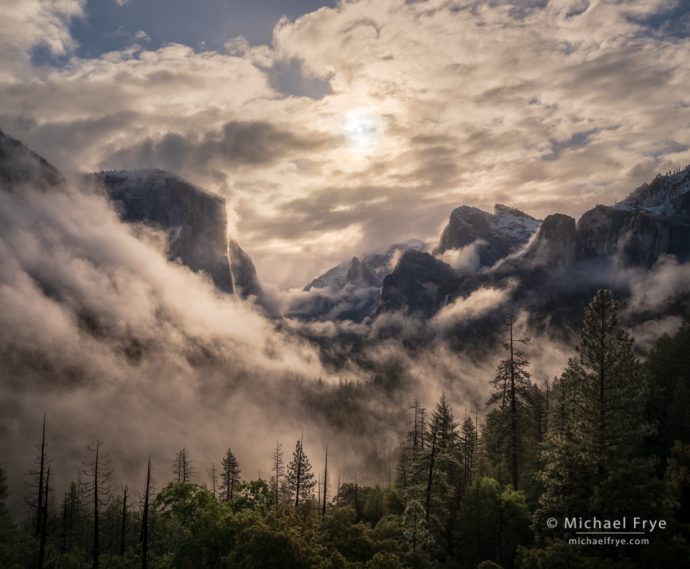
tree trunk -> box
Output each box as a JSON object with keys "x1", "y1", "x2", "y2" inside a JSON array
[
  {"x1": 119, "y1": 486, "x2": 128, "y2": 556},
  {"x1": 93, "y1": 445, "x2": 100, "y2": 569},
  {"x1": 425, "y1": 420, "x2": 438, "y2": 526},
  {"x1": 38, "y1": 465, "x2": 50, "y2": 569},
  {"x1": 140, "y1": 457, "x2": 151, "y2": 569},
  {"x1": 322, "y1": 448, "x2": 328, "y2": 518},
  {"x1": 36, "y1": 414, "x2": 46, "y2": 537}
]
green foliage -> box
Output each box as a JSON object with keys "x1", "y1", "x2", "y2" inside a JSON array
[
  {"x1": 287, "y1": 439, "x2": 316, "y2": 508},
  {"x1": 154, "y1": 482, "x2": 234, "y2": 568},
  {"x1": 538, "y1": 290, "x2": 659, "y2": 526},
  {"x1": 234, "y1": 478, "x2": 273, "y2": 513},
  {"x1": 646, "y1": 318, "x2": 690, "y2": 473},
  {"x1": 665, "y1": 441, "x2": 690, "y2": 523},
  {"x1": 226, "y1": 511, "x2": 321, "y2": 569},
  {"x1": 1, "y1": 292, "x2": 688, "y2": 569},
  {"x1": 365, "y1": 551, "x2": 405, "y2": 569},
  {"x1": 455, "y1": 478, "x2": 531, "y2": 569},
  {"x1": 0, "y1": 465, "x2": 33, "y2": 569},
  {"x1": 220, "y1": 448, "x2": 241, "y2": 502}
]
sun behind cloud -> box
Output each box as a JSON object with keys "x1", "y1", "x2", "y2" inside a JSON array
[{"x1": 344, "y1": 108, "x2": 381, "y2": 154}]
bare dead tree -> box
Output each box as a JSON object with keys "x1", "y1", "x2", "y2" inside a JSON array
[
  {"x1": 81, "y1": 441, "x2": 112, "y2": 569},
  {"x1": 140, "y1": 456, "x2": 152, "y2": 569}
]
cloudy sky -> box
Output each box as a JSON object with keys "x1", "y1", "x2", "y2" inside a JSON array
[{"x1": 2, "y1": 0, "x2": 690, "y2": 287}]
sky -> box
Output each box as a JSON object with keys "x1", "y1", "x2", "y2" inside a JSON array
[{"x1": 2, "y1": 0, "x2": 690, "y2": 287}]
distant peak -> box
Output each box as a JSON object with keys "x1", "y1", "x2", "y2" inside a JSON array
[
  {"x1": 94, "y1": 169, "x2": 181, "y2": 182},
  {"x1": 493, "y1": 204, "x2": 535, "y2": 219}
]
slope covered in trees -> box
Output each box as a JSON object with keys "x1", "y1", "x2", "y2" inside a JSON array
[{"x1": 1, "y1": 290, "x2": 689, "y2": 568}]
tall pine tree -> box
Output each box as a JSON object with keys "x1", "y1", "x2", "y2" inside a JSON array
[
  {"x1": 286, "y1": 439, "x2": 315, "y2": 508},
  {"x1": 486, "y1": 315, "x2": 532, "y2": 490},
  {"x1": 539, "y1": 289, "x2": 657, "y2": 524},
  {"x1": 220, "y1": 449, "x2": 241, "y2": 502}
]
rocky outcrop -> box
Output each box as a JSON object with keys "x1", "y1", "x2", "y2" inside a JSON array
[
  {"x1": 229, "y1": 239, "x2": 263, "y2": 300},
  {"x1": 293, "y1": 241, "x2": 428, "y2": 322},
  {"x1": 345, "y1": 257, "x2": 378, "y2": 288},
  {"x1": 434, "y1": 204, "x2": 540, "y2": 266},
  {"x1": 379, "y1": 250, "x2": 459, "y2": 317},
  {"x1": 523, "y1": 213, "x2": 577, "y2": 269},
  {"x1": 577, "y1": 206, "x2": 690, "y2": 267},
  {"x1": 0, "y1": 128, "x2": 63, "y2": 191},
  {"x1": 96, "y1": 170, "x2": 235, "y2": 293},
  {"x1": 306, "y1": 240, "x2": 426, "y2": 292}
]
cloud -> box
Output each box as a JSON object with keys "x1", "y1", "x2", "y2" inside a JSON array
[
  {"x1": 104, "y1": 120, "x2": 338, "y2": 173},
  {"x1": 624, "y1": 255, "x2": 690, "y2": 314},
  {"x1": 2, "y1": 0, "x2": 690, "y2": 291},
  {"x1": 431, "y1": 281, "x2": 517, "y2": 331},
  {"x1": 438, "y1": 240, "x2": 485, "y2": 273}
]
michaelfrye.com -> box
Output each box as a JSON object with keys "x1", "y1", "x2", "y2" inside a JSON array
[{"x1": 544, "y1": 516, "x2": 667, "y2": 547}]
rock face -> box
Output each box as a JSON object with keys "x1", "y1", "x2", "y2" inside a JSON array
[
  {"x1": 434, "y1": 204, "x2": 540, "y2": 266},
  {"x1": 96, "y1": 170, "x2": 235, "y2": 293},
  {"x1": 306, "y1": 240, "x2": 426, "y2": 292},
  {"x1": 229, "y1": 239, "x2": 263, "y2": 300},
  {"x1": 379, "y1": 250, "x2": 459, "y2": 317},
  {"x1": 292, "y1": 241, "x2": 427, "y2": 322},
  {"x1": 576, "y1": 168, "x2": 690, "y2": 267},
  {"x1": 523, "y1": 213, "x2": 577, "y2": 269},
  {"x1": 368, "y1": 166, "x2": 690, "y2": 344},
  {"x1": 0, "y1": 128, "x2": 63, "y2": 190}
]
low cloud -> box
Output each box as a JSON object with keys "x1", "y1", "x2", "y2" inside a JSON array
[
  {"x1": 438, "y1": 240, "x2": 485, "y2": 273},
  {"x1": 432, "y1": 281, "x2": 518, "y2": 331}
]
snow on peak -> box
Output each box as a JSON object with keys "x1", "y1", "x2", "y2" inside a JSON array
[{"x1": 616, "y1": 165, "x2": 690, "y2": 218}]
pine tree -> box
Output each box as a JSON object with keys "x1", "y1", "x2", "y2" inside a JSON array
[
  {"x1": 397, "y1": 400, "x2": 429, "y2": 508},
  {"x1": 487, "y1": 315, "x2": 532, "y2": 490},
  {"x1": 220, "y1": 448, "x2": 241, "y2": 502},
  {"x1": 29, "y1": 414, "x2": 48, "y2": 539},
  {"x1": 322, "y1": 447, "x2": 329, "y2": 518},
  {"x1": 460, "y1": 416, "x2": 478, "y2": 496},
  {"x1": 429, "y1": 395, "x2": 461, "y2": 555},
  {"x1": 37, "y1": 464, "x2": 50, "y2": 569},
  {"x1": 140, "y1": 456, "x2": 152, "y2": 569},
  {"x1": 119, "y1": 485, "x2": 128, "y2": 556},
  {"x1": 270, "y1": 441, "x2": 285, "y2": 507},
  {"x1": 286, "y1": 439, "x2": 315, "y2": 508},
  {"x1": 81, "y1": 441, "x2": 112, "y2": 569},
  {"x1": 210, "y1": 464, "x2": 218, "y2": 498},
  {"x1": 173, "y1": 449, "x2": 193, "y2": 484},
  {"x1": 539, "y1": 289, "x2": 657, "y2": 524}
]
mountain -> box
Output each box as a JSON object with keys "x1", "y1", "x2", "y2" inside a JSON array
[
  {"x1": 434, "y1": 204, "x2": 541, "y2": 266},
  {"x1": 305, "y1": 240, "x2": 426, "y2": 292},
  {"x1": 577, "y1": 169, "x2": 690, "y2": 267},
  {"x1": 290, "y1": 240, "x2": 426, "y2": 322},
  {"x1": 229, "y1": 239, "x2": 264, "y2": 300},
  {"x1": 379, "y1": 249, "x2": 461, "y2": 317},
  {"x1": 0, "y1": 128, "x2": 63, "y2": 190},
  {"x1": 376, "y1": 166, "x2": 690, "y2": 342},
  {"x1": 96, "y1": 170, "x2": 235, "y2": 294}
]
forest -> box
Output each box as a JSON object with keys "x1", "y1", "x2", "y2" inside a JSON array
[{"x1": 1, "y1": 289, "x2": 689, "y2": 569}]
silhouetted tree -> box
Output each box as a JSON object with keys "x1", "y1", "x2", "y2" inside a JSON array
[
  {"x1": 287, "y1": 439, "x2": 315, "y2": 508},
  {"x1": 270, "y1": 441, "x2": 285, "y2": 507},
  {"x1": 488, "y1": 315, "x2": 531, "y2": 490},
  {"x1": 173, "y1": 449, "x2": 192, "y2": 484},
  {"x1": 220, "y1": 448, "x2": 241, "y2": 502},
  {"x1": 140, "y1": 456, "x2": 152, "y2": 569},
  {"x1": 81, "y1": 441, "x2": 111, "y2": 569}
]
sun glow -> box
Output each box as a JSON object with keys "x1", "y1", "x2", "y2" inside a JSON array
[{"x1": 344, "y1": 109, "x2": 380, "y2": 153}]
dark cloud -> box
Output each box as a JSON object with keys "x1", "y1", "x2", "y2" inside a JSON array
[
  {"x1": 103, "y1": 120, "x2": 338, "y2": 173},
  {"x1": 268, "y1": 58, "x2": 332, "y2": 98}
]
